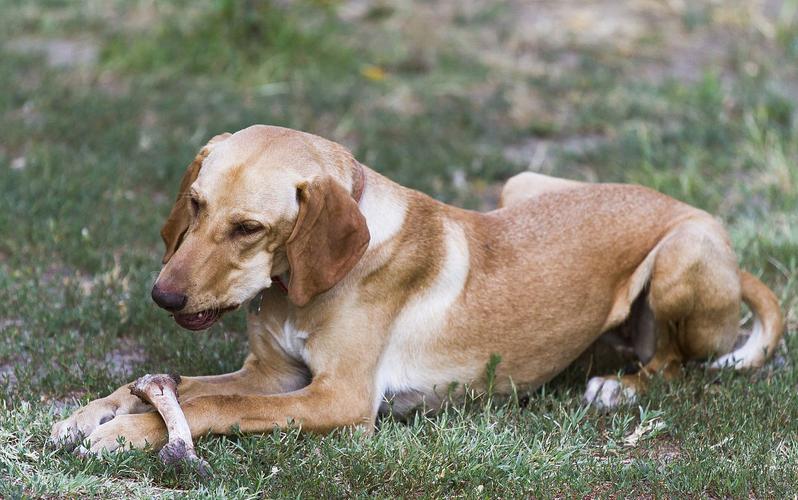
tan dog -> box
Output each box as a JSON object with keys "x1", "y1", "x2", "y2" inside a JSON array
[{"x1": 51, "y1": 125, "x2": 784, "y2": 454}]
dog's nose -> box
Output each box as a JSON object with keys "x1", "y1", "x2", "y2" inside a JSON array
[{"x1": 151, "y1": 283, "x2": 187, "y2": 312}]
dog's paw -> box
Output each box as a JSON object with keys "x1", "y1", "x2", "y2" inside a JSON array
[
  {"x1": 50, "y1": 399, "x2": 120, "y2": 449},
  {"x1": 583, "y1": 376, "x2": 636, "y2": 411},
  {"x1": 77, "y1": 413, "x2": 167, "y2": 457}
]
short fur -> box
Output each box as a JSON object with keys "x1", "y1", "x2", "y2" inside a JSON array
[{"x1": 51, "y1": 127, "x2": 784, "y2": 453}]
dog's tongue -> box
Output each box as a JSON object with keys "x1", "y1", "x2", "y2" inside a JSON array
[{"x1": 173, "y1": 310, "x2": 219, "y2": 331}]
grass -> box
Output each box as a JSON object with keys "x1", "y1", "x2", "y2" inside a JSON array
[{"x1": 1, "y1": 0, "x2": 797, "y2": 497}]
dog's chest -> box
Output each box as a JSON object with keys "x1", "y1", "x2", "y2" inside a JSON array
[{"x1": 275, "y1": 319, "x2": 310, "y2": 362}]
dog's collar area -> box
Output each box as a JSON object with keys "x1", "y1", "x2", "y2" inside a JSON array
[
  {"x1": 272, "y1": 274, "x2": 288, "y2": 293},
  {"x1": 248, "y1": 291, "x2": 264, "y2": 315},
  {"x1": 248, "y1": 275, "x2": 288, "y2": 314},
  {"x1": 352, "y1": 161, "x2": 366, "y2": 203}
]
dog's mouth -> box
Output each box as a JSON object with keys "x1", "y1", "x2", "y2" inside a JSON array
[{"x1": 173, "y1": 306, "x2": 236, "y2": 331}]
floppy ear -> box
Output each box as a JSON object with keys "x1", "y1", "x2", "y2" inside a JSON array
[
  {"x1": 160, "y1": 133, "x2": 230, "y2": 264},
  {"x1": 286, "y1": 176, "x2": 370, "y2": 306}
]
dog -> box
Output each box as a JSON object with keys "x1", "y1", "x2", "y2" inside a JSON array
[{"x1": 51, "y1": 125, "x2": 784, "y2": 454}]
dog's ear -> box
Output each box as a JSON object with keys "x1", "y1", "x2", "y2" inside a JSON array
[
  {"x1": 285, "y1": 176, "x2": 370, "y2": 306},
  {"x1": 160, "y1": 133, "x2": 230, "y2": 264}
]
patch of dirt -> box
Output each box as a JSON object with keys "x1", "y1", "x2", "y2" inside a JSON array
[
  {"x1": 646, "y1": 437, "x2": 683, "y2": 464},
  {"x1": 503, "y1": 135, "x2": 606, "y2": 175},
  {"x1": 0, "y1": 318, "x2": 24, "y2": 331},
  {"x1": 38, "y1": 264, "x2": 73, "y2": 285},
  {"x1": 0, "y1": 319, "x2": 26, "y2": 390},
  {"x1": 342, "y1": 0, "x2": 794, "y2": 170},
  {"x1": 100, "y1": 337, "x2": 147, "y2": 378},
  {"x1": 0, "y1": 362, "x2": 18, "y2": 389},
  {"x1": 346, "y1": 1, "x2": 780, "y2": 80},
  {"x1": 6, "y1": 37, "x2": 99, "y2": 68},
  {"x1": 41, "y1": 390, "x2": 89, "y2": 415}
]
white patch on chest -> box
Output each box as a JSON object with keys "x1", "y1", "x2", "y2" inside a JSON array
[
  {"x1": 373, "y1": 220, "x2": 471, "y2": 412},
  {"x1": 274, "y1": 319, "x2": 310, "y2": 363}
]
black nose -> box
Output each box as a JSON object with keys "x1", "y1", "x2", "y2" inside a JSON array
[{"x1": 151, "y1": 283, "x2": 187, "y2": 312}]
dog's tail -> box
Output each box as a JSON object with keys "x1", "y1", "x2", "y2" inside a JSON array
[{"x1": 709, "y1": 271, "x2": 784, "y2": 370}]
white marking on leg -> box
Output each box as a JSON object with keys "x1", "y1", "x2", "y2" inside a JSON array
[
  {"x1": 583, "y1": 376, "x2": 637, "y2": 411},
  {"x1": 708, "y1": 318, "x2": 765, "y2": 370},
  {"x1": 583, "y1": 377, "x2": 605, "y2": 405}
]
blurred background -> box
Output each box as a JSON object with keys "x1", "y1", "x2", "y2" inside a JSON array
[{"x1": 1, "y1": 0, "x2": 797, "y2": 495}]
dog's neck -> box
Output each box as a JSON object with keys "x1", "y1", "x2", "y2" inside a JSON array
[{"x1": 351, "y1": 161, "x2": 366, "y2": 203}]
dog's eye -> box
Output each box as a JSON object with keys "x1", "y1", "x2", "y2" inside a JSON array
[
  {"x1": 233, "y1": 221, "x2": 264, "y2": 237},
  {"x1": 190, "y1": 198, "x2": 200, "y2": 215}
]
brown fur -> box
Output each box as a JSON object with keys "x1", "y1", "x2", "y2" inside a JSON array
[
  {"x1": 286, "y1": 175, "x2": 369, "y2": 306},
  {"x1": 51, "y1": 126, "x2": 785, "y2": 454}
]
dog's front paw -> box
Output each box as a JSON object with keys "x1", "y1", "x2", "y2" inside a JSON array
[
  {"x1": 583, "y1": 376, "x2": 637, "y2": 411},
  {"x1": 50, "y1": 398, "x2": 121, "y2": 449},
  {"x1": 77, "y1": 413, "x2": 167, "y2": 456}
]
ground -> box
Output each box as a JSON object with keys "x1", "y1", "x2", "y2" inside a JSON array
[{"x1": 1, "y1": 0, "x2": 797, "y2": 497}]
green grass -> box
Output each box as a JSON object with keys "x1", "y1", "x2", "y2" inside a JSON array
[{"x1": 1, "y1": 0, "x2": 797, "y2": 497}]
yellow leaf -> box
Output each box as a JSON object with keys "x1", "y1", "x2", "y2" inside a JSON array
[{"x1": 361, "y1": 65, "x2": 387, "y2": 81}]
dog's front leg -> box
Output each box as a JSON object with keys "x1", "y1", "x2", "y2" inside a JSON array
[
  {"x1": 81, "y1": 374, "x2": 377, "y2": 454},
  {"x1": 189, "y1": 376, "x2": 377, "y2": 435},
  {"x1": 50, "y1": 345, "x2": 307, "y2": 449},
  {"x1": 82, "y1": 317, "x2": 384, "y2": 454}
]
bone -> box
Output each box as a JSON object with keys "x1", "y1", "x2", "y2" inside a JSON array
[{"x1": 129, "y1": 373, "x2": 211, "y2": 477}]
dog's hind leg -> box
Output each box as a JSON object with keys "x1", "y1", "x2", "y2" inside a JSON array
[
  {"x1": 498, "y1": 172, "x2": 585, "y2": 208},
  {"x1": 583, "y1": 321, "x2": 682, "y2": 411},
  {"x1": 584, "y1": 218, "x2": 744, "y2": 410}
]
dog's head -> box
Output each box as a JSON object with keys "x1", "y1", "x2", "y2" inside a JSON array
[{"x1": 152, "y1": 125, "x2": 370, "y2": 330}]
